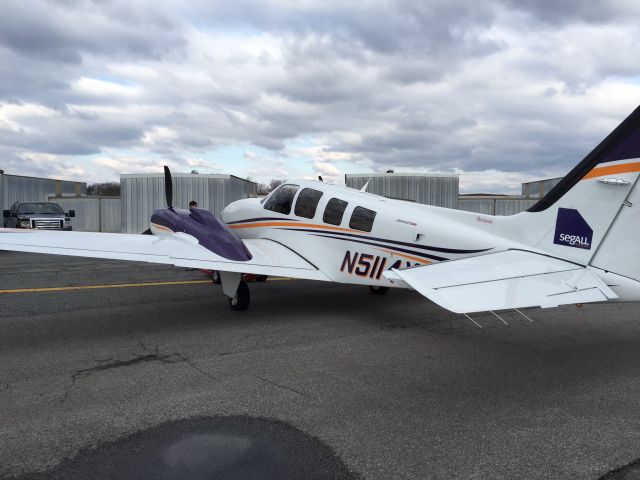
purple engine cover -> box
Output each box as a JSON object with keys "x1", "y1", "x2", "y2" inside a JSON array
[{"x1": 151, "y1": 207, "x2": 252, "y2": 261}]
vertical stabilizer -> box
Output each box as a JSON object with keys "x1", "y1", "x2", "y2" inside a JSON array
[{"x1": 500, "y1": 105, "x2": 640, "y2": 269}]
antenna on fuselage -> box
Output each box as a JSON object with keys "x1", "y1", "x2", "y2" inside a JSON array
[{"x1": 164, "y1": 166, "x2": 174, "y2": 210}]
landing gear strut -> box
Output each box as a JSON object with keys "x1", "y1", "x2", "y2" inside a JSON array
[{"x1": 228, "y1": 281, "x2": 250, "y2": 311}]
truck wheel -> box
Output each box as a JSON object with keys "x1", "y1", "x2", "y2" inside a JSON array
[
  {"x1": 211, "y1": 270, "x2": 221, "y2": 284},
  {"x1": 369, "y1": 286, "x2": 389, "y2": 295},
  {"x1": 228, "y1": 281, "x2": 250, "y2": 311},
  {"x1": 256, "y1": 275, "x2": 268, "y2": 282}
]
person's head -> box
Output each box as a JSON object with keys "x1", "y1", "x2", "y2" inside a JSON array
[{"x1": 189, "y1": 200, "x2": 198, "y2": 208}]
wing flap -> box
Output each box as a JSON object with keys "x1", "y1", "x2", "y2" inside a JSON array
[
  {"x1": 0, "y1": 229, "x2": 329, "y2": 281},
  {"x1": 386, "y1": 250, "x2": 616, "y2": 313}
]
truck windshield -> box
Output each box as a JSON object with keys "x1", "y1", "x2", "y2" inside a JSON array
[{"x1": 17, "y1": 203, "x2": 64, "y2": 215}]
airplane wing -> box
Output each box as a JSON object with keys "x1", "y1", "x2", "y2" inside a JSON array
[
  {"x1": 0, "y1": 229, "x2": 329, "y2": 281},
  {"x1": 384, "y1": 250, "x2": 617, "y2": 313}
]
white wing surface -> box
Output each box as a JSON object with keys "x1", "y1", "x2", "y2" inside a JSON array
[
  {"x1": 0, "y1": 229, "x2": 329, "y2": 281},
  {"x1": 385, "y1": 250, "x2": 617, "y2": 313}
]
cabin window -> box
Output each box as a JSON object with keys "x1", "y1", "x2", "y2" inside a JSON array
[
  {"x1": 323, "y1": 198, "x2": 348, "y2": 226},
  {"x1": 263, "y1": 184, "x2": 299, "y2": 215},
  {"x1": 349, "y1": 206, "x2": 376, "y2": 232},
  {"x1": 294, "y1": 188, "x2": 323, "y2": 219}
]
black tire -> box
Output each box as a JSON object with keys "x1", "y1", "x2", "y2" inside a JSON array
[
  {"x1": 256, "y1": 275, "x2": 268, "y2": 282},
  {"x1": 211, "y1": 270, "x2": 221, "y2": 284},
  {"x1": 369, "y1": 286, "x2": 389, "y2": 295},
  {"x1": 228, "y1": 281, "x2": 250, "y2": 311}
]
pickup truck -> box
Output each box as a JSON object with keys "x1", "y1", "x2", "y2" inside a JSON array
[{"x1": 3, "y1": 202, "x2": 75, "y2": 230}]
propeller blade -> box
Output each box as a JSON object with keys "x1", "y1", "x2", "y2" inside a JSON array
[{"x1": 164, "y1": 166, "x2": 173, "y2": 209}]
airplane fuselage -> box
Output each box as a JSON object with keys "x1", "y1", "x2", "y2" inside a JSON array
[
  {"x1": 221, "y1": 179, "x2": 516, "y2": 287},
  {"x1": 221, "y1": 178, "x2": 640, "y2": 304}
]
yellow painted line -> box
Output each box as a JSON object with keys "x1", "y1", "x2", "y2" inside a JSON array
[
  {"x1": 0, "y1": 276, "x2": 293, "y2": 294},
  {"x1": 0, "y1": 280, "x2": 212, "y2": 294}
]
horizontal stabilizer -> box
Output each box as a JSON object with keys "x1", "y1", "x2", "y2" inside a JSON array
[{"x1": 385, "y1": 250, "x2": 617, "y2": 313}]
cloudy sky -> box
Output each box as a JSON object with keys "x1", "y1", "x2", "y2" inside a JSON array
[{"x1": 1, "y1": 0, "x2": 640, "y2": 192}]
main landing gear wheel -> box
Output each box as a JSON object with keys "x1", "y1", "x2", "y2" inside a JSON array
[
  {"x1": 369, "y1": 286, "x2": 389, "y2": 295},
  {"x1": 211, "y1": 270, "x2": 221, "y2": 284},
  {"x1": 228, "y1": 281, "x2": 250, "y2": 311}
]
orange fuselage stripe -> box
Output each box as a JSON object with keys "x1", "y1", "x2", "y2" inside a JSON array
[
  {"x1": 583, "y1": 161, "x2": 640, "y2": 180},
  {"x1": 230, "y1": 221, "x2": 435, "y2": 262},
  {"x1": 229, "y1": 221, "x2": 360, "y2": 233},
  {"x1": 376, "y1": 248, "x2": 432, "y2": 265}
]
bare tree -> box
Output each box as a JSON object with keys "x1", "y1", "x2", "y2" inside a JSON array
[
  {"x1": 268, "y1": 179, "x2": 285, "y2": 192},
  {"x1": 87, "y1": 182, "x2": 120, "y2": 196},
  {"x1": 256, "y1": 183, "x2": 270, "y2": 195}
]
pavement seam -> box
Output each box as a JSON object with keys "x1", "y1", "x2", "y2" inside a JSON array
[
  {"x1": 135, "y1": 337, "x2": 218, "y2": 383},
  {"x1": 253, "y1": 374, "x2": 313, "y2": 400},
  {"x1": 59, "y1": 336, "x2": 220, "y2": 403}
]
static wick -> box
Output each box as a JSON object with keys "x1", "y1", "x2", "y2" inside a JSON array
[
  {"x1": 490, "y1": 310, "x2": 509, "y2": 327},
  {"x1": 464, "y1": 313, "x2": 483, "y2": 329},
  {"x1": 514, "y1": 308, "x2": 534, "y2": 323}
]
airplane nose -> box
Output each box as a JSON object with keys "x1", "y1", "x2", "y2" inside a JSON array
[
  {"x1": 220, "y1": 205, "x2": 231, "y2": 223},
  {"x1": 221, "y1": 198, "x2": 257, "y2": 224}
]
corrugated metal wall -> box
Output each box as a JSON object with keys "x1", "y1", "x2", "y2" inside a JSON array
[
  {"x1": 495, "y1": 198, "x2": 538, "y2": 215},
  {"x1": 521, "y1": 177, "x2": 562, "y2": 198},
  {"x1": 1, "y1": 174, "x2": 86, "y2": 211},
  {"x1": 120, "y1": 174, "x2": 256, "y2": 233},
  {"x1": 345, "y1": 174, "x2": 459, "y2": 209},
  {"x1": 48, "y1": 196, "x2": 122, "y2": 232},
  {"x1": 459, "y1": 198, "x2": 538, "y2": 215},
  {"x1": 457, "y1": 198, "x2": 495, "y2": 214},
  {"x1": 100, "y1": 198, "x2": 121, "y2": 233}
]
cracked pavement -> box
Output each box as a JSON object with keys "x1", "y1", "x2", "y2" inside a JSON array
[{"x1": 3, "y1": 252, "x2": 640, "y2": 479}]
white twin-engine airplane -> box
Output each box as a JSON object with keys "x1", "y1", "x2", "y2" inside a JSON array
[{"x1": 2, "y1": 105, "x2": 640, "y2": 317}]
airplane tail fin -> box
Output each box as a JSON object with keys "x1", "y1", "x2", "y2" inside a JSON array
[{"x1": 502, "y1": 105, "x2": 640, "y2": 281}]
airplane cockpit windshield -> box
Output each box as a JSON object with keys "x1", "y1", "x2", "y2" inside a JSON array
[{"x1": 263, "y1": 184, "x2": 299, "y2": 214}]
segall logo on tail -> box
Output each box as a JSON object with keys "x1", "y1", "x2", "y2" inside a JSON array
[{"x1": 553, "y1": 208, "x2": 593, "y2": 249}]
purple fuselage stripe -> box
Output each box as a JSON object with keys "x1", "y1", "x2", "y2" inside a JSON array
[{"x1": 310, "y1": 233, "x2": 449, "y2": 262}]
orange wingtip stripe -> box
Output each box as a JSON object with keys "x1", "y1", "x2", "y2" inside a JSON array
[
  {"x1": 582, "y1": 161, "x2": 640, "y2": 180},
  {"x1": 376, "y1": 248, "x2": 432, "y2": 265},
  {"x1": 229, "y1": 221, "x2": 361, "y2": 233}
]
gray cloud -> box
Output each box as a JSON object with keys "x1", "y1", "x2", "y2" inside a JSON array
[
  {"x1": 0, "y1": 0, "x2": 185, "y2": 62},
  {"x1": 500, "y1": 0, "x2": 640, "y2": 25},
  {"x1": 0, "y1": 0, "x2": 639, "y2": 187}
]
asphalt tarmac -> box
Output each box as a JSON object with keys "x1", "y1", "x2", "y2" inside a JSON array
[{"x1": 2, "y1": 251, "x2": 640, "y2": 479}]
